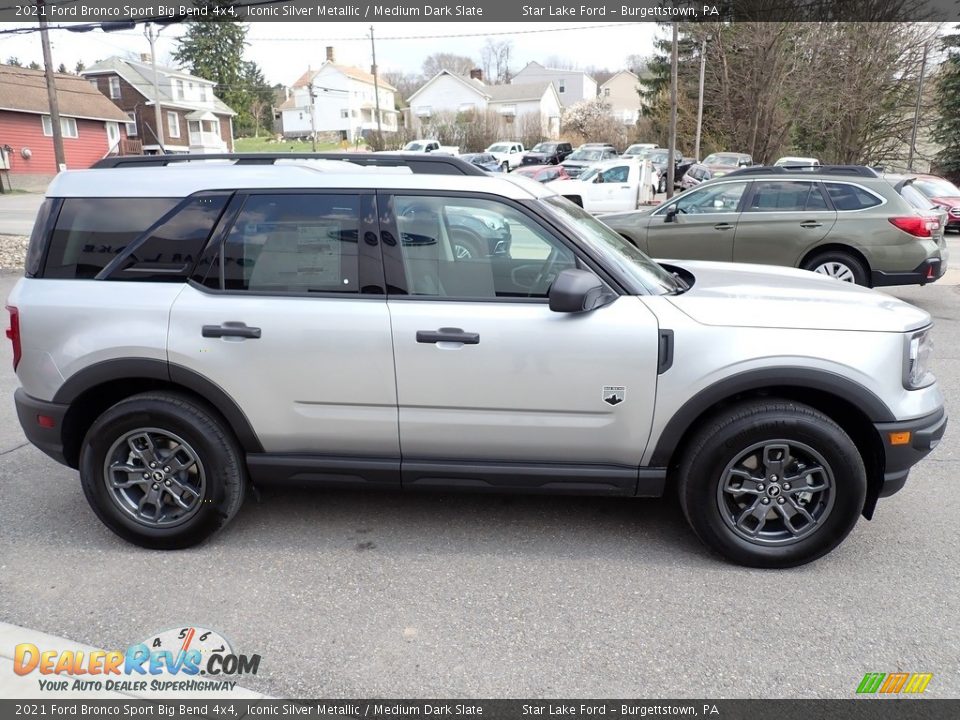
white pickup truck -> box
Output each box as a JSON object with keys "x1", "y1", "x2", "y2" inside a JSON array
[
  {"x1": 398, "y1": 139, "x2": 460, "y2": 155},
  {"x1": 484, "y1": 141, "x2": 525, "y2": 171},
  {"x1": 546, "y1": 158, "x2": 656, "y2": 213}
]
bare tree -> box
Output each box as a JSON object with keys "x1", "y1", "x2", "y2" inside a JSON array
[
  {"x1": 480, "y1": 40, "x2": 513, "y2": 84},
  {"x1": 422, "y1": 53, "x2": 477, "y2": 78}
]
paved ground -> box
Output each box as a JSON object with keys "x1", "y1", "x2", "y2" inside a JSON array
[
  {"x1": 0, "y1": 192, "x2": 43, "y2": 236},
  {"x1": 1, "y1": 240, "x2": 959, "y2": 699}
]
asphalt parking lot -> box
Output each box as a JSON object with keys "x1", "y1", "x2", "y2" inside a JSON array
[{"x1": 1, "y1": 241, "x2": 958, "y2": 699}]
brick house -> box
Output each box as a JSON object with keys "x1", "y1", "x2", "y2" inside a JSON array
[
  {"x1": 82, "y1": 56, "x2": 236, "y2": 154},
  {"x1": 0, "y1": 64, "x2": 131, "y2": 189}
]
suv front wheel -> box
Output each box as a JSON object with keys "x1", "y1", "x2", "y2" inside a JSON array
[
  {"x1": 677, "y1": 400, "x2": 866, "y2": 568},
  {"x1": 79, "y1": 392, "x2": 246, "y2": 549}
]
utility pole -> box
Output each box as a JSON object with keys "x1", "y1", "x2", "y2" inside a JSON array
[
  {"x1": 667, "y1": 21, "x2": 678, "y2": 199},
  {"x1": 694, "y1": 37, "x2": 706, "y2": 163},
  {"x1": 907, "y1": 40, "x2": 929, "y2": 172},
  {"x1": 38, "y1": 0, "x2": 65, "y2": 171},
  {"x1": 370, "y1": 26, "x2": 383, "y2": 147},
  {"x1": 308, "y1": 83, "x2": 317, "y2": 152},
  {"x1": 144, "y1": 23, "x2": 165, "y2": 154}
]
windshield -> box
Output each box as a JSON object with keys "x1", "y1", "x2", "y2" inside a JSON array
[
  {"x1": 914, "y1": 178, "x2": 960, "y2": 198},
  {"x1": 541, "y1": 195, "x2": 679, "y2": 295},
  {"x1": 647, "y1": 151, "x2": 669, "y2": 164},
  {"x1": 703, "y1": 154, "x2": 740, "y2": 167},
  {"x1": 403, "y1": 142, "x2": 424, "y2": 151},
  {"x1": 625, "y1": 145, "x2": 650, "y2": 155},
  {"x1": 488, "y1": 144, "x2": 510, "y2": 153},
  {"x1": 568, "y1": 149, "x2": 602, "y2": 161},
  {"x1": 531, "y1": 143, "x2": 556, "y2": 153}
]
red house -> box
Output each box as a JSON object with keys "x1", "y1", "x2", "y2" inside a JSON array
[{"x1": 0, "y1": 64, "x2": 131, "y2": 190}]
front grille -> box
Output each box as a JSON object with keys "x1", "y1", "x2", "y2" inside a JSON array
[{"x1": 950, "y1": 207, "x2": 960, "y2": 217}]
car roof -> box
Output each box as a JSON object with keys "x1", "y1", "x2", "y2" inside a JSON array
[{"x1": 46, "y1": 162, "x2": 553, "y2": 200}]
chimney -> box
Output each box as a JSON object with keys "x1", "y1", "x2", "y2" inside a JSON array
[
  {"x1": 140, "y1": 53, "x2": 152, "y2": 63},
  {"x1": 469, "y1": 68, "x2": 483, "y2": 81},
  {"x1": 326, "y1": 46, "x2": 335, "y2": 63}
]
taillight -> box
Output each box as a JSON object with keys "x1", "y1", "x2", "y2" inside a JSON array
[
  {"x1": 888, "y1": 216, "x2": 938, "y2": 238},
  {"x1": 5, "y1": 305, "x2": 20, "y2": 371}
]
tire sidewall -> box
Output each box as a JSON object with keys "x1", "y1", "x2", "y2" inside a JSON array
[
  {"x1": 805, "y1": 252, "x2": 868, "y2": 286},
  {"x1": 79, "y1": 396, "x2": 239, "y2": 549},
  {"x1": 683, "y1": 411, "x2": 866, "y2": 568}
]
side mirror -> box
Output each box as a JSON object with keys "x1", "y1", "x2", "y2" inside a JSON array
[
  {"x1": 665, "y1": 207, "x2": 679, "y2": 223},
  {"x1": 594, "y1": 175, "x2": 604, "y2": 184},
  {"x1": 549, "y1": 269, "x2": 613, "y2": 313},
  {"x1": 713, "y1": 199, "x2": 724, "y2": 209}
]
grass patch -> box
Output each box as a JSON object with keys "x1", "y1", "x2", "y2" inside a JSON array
[{"x1": 234, "y1": 136, "x2": 342, "y2": 153}]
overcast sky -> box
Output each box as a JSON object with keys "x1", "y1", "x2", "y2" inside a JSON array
[{"x1": 0, "y1": 21, "x2": 660, "y2": 84}]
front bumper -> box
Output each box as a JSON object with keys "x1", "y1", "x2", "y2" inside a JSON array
[
  {"x1": 14, "y1": 387, "x2": 69, "y2": 466},
  {"x1": 873, "y1": 407, "x2": 947, "y2": 498},
  {"x1": 871, "y1": 256, "x2": 946, "y2": 287}
]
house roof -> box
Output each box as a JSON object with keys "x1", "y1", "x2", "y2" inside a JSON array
[
  {"x1": 486, "y1": 81, "x2": 556, "y2": 104},
  {"x1": 0, "y1": 64, "x2": 129, "y2": 122},
  {"x1": 81, "y1": 57, "x2": 236, "y2": 116},
  {"x1": 407, "y1": 70, "x2": 488, "y2": 105},
  {"x1": 292, "y1": 63, "x2": 397, "y2": 92},
  {"x1": 515, "y1": 61, "x2": 597, "y2": 85}
]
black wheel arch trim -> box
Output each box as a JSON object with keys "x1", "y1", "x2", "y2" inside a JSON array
[
  {"x1": 51, "y1": 358, "x2": 264, "y2": 453},
  {"x1": 649, "y1": 367, "x2": 895, "y2": 466}
]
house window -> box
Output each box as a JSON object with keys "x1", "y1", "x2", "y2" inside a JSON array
[
  {"x1": 175, "y1": 80, "x2": 185, "y2": 100},
  {"x1": 125, "y1": 111, "x2": 138, "y2": 136},
  {"x1": 41, "y1": 115, "x2": 78, "y2": 139},
  {"x1": 604, "y1": 87, "x2": 610, "y2": 97},
  {"x1": 341, "y1": 109, "x2": 349, "y2": 119},
  {"x1": 109, "y1": 76, "x2": 120, "y2": 99},
  {"x1": 558, "y1": 80, "x2": 565, "y2": 93},
  {"x1": 167, "y1": 111, "x2": 180, "y2": 139}
]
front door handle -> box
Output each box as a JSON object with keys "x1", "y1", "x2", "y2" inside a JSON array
[
  {"x1": 202, "y1": 322, "x2": 261, "y2": 339},
  {"x1": 800, "y1": 221, "x2": 823, "y2": 228},
  {"x1": 714, "y1": 222, "x2": 735, "y2": 230},
  {"x1": 416, "y1": 327, "x2": 480, "y2": 345}
]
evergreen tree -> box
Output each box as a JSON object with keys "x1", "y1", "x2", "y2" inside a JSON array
[
  {"x1": 6, "y1": 57, "x2": 22, "y2": 67},
  {"x1": 75, "y1": 61, "x2": 86, "y2": 73},
  {"x1": 933, "y1": 25, "x2": 960, "y2": 181},
  {"x1": 172, "y1": 8, "x2": 249, "y2": 122},
  {"x1": 57, "y1": 63, "x2": 67, "y2": 74}
]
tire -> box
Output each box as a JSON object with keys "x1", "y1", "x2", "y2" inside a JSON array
[
  {"x1": 500, "y1": 162, "x2": 509, "y2": 173},
  {"x1": 677, "y1": 399, "x2": 866, "y2": 568},
  {"x1": 802, "y1": 250, "x2": 868, "y2": 286},
  {"x1": 658, "y1": 176, "x2": 667, "y2": 194},
  {"x1": 451, "y1": 231, "x2": 483, "y2": 260},
  {"x1": 79, "y1": 392, "x2": 246, "y2": 549}
]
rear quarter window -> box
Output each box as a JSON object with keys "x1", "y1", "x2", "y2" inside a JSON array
[
  {"x1": 824, "y1": 183, "x2": 883, "y2": 211},
  {"x1": 43, "y1": 198, "x2": 179, "y2": 279}
]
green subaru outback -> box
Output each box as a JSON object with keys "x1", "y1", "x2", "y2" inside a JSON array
[{"x1": 601, "y1": 166, "x2": 948, "y2": 287}]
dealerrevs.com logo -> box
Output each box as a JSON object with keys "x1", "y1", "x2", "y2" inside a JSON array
[{"x1": 13, "y1": 626, "x2": 261, "y2": 693}]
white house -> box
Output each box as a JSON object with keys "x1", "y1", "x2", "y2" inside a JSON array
[
  {"x1": 406, "y1": 70, "x2": 562, "y2": 138},
  {"x1": 511, "y1": 62, "x2": 598, "y2": 108},
  {"x1": 278, "y1": 47, "x2": 398, "y2": 143},
  {"x1": 600, "y1": 70, "x2": 644, "y2": 126}
]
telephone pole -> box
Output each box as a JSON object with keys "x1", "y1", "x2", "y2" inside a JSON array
[
  {"x1": 667, "y1": 22, "x2": 678, "y2": 199},
  {"x1": 907, "y1": 40, "x2": 929, "y2": 172},
  {"x1": 144, "y1": 23, "x2": 166, "y2": 154},
  {"x1": 694, "y1": 37, "x2": 707, "y2": 162},
  {"x1": 370, "y1": 26, "x2": 383, "y2": 146},
  {"x1": 38, "y1": 0, "x2": 65, "y2": 171}
]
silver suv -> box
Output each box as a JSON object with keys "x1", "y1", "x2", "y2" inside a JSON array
[{"x1": 5, "y1": 153, "x2": 947, "y2": 567}]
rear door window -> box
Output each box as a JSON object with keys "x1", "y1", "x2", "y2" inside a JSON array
[{"x1": 747, "y1": 181, "x2": 823, "y2": 212}]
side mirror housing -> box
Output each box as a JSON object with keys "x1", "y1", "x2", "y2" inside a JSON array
[
  {"x1": 549, "y1": 269, "x2": 613, "y2": 313},
  {"x1": 664, "y1": 207, "x2": 679, "y2": 223}
]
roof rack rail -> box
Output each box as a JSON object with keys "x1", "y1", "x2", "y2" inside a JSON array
[
  {"x1": 92, "y1": 152, "x2": 487, "y2": 176},
  {"x1": 724, "y1": 165, "x2": 879, "y2": 178}
]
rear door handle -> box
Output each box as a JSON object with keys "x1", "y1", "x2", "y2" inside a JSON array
[
  {"x1": 416, "y1": 327, "x2": 480, "y2": 345},
  {"x1": 202, "y1": 322, "x2": 261, "y2": 339},
  {"x1": 800, "y1": 221, "x2": 823, "y2": 228},
  {"x1": 714, "y1": 222, "x2": 735, "y2": 230}
]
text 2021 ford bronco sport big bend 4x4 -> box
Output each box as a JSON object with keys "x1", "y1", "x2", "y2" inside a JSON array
[{"x1": 6, "y1": 154, "x2": 947, "y2": 567}]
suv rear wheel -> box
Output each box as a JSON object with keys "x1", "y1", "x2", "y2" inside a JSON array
[
  {"x1": 677, "y1": 400, "x2": 866, "y2": 568},
  {"x1": 802, "y1": 250, "x2": 868, "y2": 286},
  {"x1": 79, "y1": 392, "x2": 246, "y2": 549}
]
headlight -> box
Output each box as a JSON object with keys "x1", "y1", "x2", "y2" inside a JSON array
[{"x1": 904, "y1": 328, "x2": 935, "y2": 389}]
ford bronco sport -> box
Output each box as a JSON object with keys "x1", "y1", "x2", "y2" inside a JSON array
[{"x1": 5, "y1": 153, "x2": 947, "y2": 567}]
